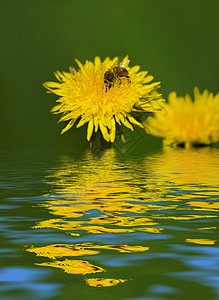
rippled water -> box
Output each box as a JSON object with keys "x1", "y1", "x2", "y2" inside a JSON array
[{"x1": 0, "y1": 146, "x2": 219, "y2": 300}]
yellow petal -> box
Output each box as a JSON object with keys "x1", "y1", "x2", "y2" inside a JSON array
[
  {"x1": 142, "y1": 75, "x2": 154, "y2": 83},
  {"x1": 109, "y1": 118, "x2": 116, "y2": 142},
  {"x1": 194, "y1": 87, "x2": 201, "y2": 99},
  {"x1": 59, "y1": 110, "x2": 80, "y2": 122},
  {"x1": 129, "y1": 65, "x2": 140, "y2": 74},
  {"x1": 119, "y1": 114, "x2": 134, "y2": 131},
  {"x1": 127, "y1": 114, "x2": 144, "y2": 128},
  {"x1": 54, "y1": 71, "x2": 66, "y2": 81},
  {"x1": 115, "y1": 114, "x2": 121, "y2": 125},
  {"x1": 43, "y1": 81, "x2": 61, "y2": 88},
  {"x1": 50, "y1": 104, "x2": 62, "y2": 113},
  {"x1": 99, "y1": 120, "x2": 110, "y2": 142},
  {"x1": 94, "y1": 117, "x2": 99, "y2": 132},
  {"x1": 60, "y1": 119, "x2": 76, "y2": 135},
  {"x1": 76, "y1": 118, "x2": 88, "y2": 128},
  {"x1": 58, "y1": 113, "x2": 73, "y2": 122},
  {"x1": 94, "y1": 56, "x2": 101, "y2": 66},
  {"x1": 75, "y1": 59, "x2": 84, "y2": 71}
]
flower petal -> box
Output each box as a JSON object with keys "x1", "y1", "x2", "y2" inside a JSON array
[
  {"x1": 109, "y1": 118, "x2": 116, "y2": 142},
  {"x1": 127, "y1": 114, "x2": 144, "y2": 128},
  {"x1": 99, "y1": 120, "x2": 110, "y2": 142},
  {"x1": 60, "y1": 119, "x2": 77, "y2": 135}
]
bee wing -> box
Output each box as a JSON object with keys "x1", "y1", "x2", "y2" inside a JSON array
[
  {"x1": 107, "y1": 56, "x2": 130, "y2": 70},
  {"x1": 107, "y1": 57, "x2": 120, "y2": 70},
  {"x1": 120, "y1": 55, "x2": 130, "y2": 68}
]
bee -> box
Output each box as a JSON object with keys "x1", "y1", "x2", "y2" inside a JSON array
[{"x1": 104, "y1": 58, "x2": 131, "y2": 91}]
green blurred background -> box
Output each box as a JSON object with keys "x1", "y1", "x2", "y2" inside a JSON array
[{"x1": 1, "y1": 0, "x2": 218, "y2": 148}]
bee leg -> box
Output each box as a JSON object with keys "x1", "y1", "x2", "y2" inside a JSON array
[
  {"x1": 104, "y1": 80, "x2": 112, "y2": 92},
  {"x1": 126, "y1": 76, "x2": 131, "y2": 83},
  {"x1": 118, "y1": 78, "x2": 122, "y2": 86}
]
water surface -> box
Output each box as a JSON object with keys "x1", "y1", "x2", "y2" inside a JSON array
[{"x1": 0, "y1": 146, "x2": 219, "y2": 300}]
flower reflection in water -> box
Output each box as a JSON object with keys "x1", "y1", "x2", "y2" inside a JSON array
[
  {"x1": 27, "y1": 147, "x2": 219, "y2": 288},
  {"x1": 143, "y1": 146, "x2": 219, "y2": 243},
  {"x1": 27, "y1": 149, "x2": 162, "y2": 287}
]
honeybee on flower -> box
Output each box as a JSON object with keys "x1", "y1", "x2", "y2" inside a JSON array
[
  {"x1": 44, "y1": 56, "x2": 164, "y2": 144},
  {"x1": 104, "y1": 58, "x2": 131, "y2": 90}
]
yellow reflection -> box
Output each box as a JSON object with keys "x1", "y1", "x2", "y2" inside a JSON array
[
  {"x1": 197, "y1": 227, "x2": 217, "y2": 230},
  {"x1": 36, "y1": 259, "x2": 105, "y2": 275},
  {"x1": 186, "y1": 239, "x2": 216, "y2": 245},
  {"x1": 154, "y1": 215, "x2": 217, "y2": 220},
  {"x1": 144, "y1": 147, "x2": 219, "y2": 223},
  {"x1": 85, "y1": 278, "x2": 127, "y2": 287},
  {"x1": 27, "y1": 244, "x2": 100, "y2": 259},
  {"x1": 27, "y1": 243, "x2": 149, "y2": 259},
  {"x1": 27, "y1": 147, "x2": 219, "y2": 285},
  {"x1": 145, "y1": 147, "x2": 219, "y2": 188},
  {"x1": 28, "y1": 149, "x2": 161, "y2": 286},
  {"x1": 34, "y1": 149, "x2": 165, "y2": 236},
  {"x1": 187, "y1": 201, "x2": 219, "y2": 212}
]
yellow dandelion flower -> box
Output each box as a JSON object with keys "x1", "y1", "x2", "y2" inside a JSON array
[
  {"x1": 44, "y1": 56, "x2": 164, "y2": 142},
  {"x1": 144, "y1": 87, "x2": 219, "y2": 147}
]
